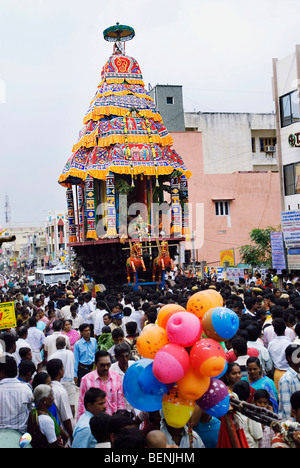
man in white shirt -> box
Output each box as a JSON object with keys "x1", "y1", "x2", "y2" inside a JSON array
[
  {"x1": 263, "y1": 307, "x2": 295, "y2": 348},
  {"x1": 0, "y1": 332, "x2": 17, "y2": 360},
  {"x1": 44, "y1": 320, "x2": 71, "y2": 361},
  {"x1": 46, "y1": 357, "x2": 74, "y2": 444},
  {"x1": 87, "y1": 300, "x2": 108, "y2": 339},
  {"x1": 121, "y1": 307, "x2": 135, "y2": 335},
  {"x1": 48, "y1": 336, "x2": 76, "y2": 417},
  {"x1": 13, "y1": 326, "x2": 32, "y2": 366},
  {"x1": 128, "y1": 302, "x2": 142, "y2": 334},
  {"x1": 68, "y1": 303, "x2": 83, "y2": 331},
  {"x1": 160, "y1": 417, "x2": 205, "y2": 448},
  {"x1": 246, "y1": 273, "x2": 256, "y2": 287},
  {"x1": 278, "y1": 344, "x2": 300, "y2": 420},
  {"x1": 43, "y1": 291, "x2": 50, "y2": 308},
  {"x1": 121, "y1": 295, "x2": 134, "y2": 314},
  {"x1": 60, "y1": 298, "x2": 72, "y2": 321},
  {"x1": 0, "y1": 355, "x2": 33, "y2": 433},
  {"x1": 246, "y1": 322, "x2": 273, "y2": 376},
  {"x1": 26, "y1": 316, "x2": 45, "y2": 372},
  {"x1": 243, "y1": 297, "x2": 260, "y2": 318},
  {"x1": 78, "y1": 295, "x2": 92, "y2": 324},
  {"x1": 231, "y1": 337, "x2": 252, "y2": 379},
  {"x1": 268, "y1": 318, "x2": 292, "y2": 369},
  {"x1": 83, "y1": 293, "x2": 97, "y2": 336},
  {"x1": 84, "y1": 292, "x2": 96, "y2": 314}
]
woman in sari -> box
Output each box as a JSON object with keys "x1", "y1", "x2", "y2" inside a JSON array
[
  {"x1": 222, "y1": 362, "x2": 256, "y2": 402},
  {"x1": 62, "y1": 319, "x2": 80, "y2": 352},
  {"x1": 222, "y1": 362, "x2": 242, "y2": 393},
  {"x1": 242, "y1": 357, "x2": 279, "y2": 413},
  {"x1": 27, "y1": 384, "x2": 67, "y2": 448}
]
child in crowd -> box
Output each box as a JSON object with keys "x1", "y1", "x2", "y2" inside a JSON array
[
  {"x1": 232, "y1": 381, "x2": 263, "y2": 448},
  {"x1": 253, "y1": 389, "x2": 274, "y2": 448}
]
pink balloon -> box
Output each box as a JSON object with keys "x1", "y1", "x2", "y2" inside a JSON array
[
  {"x1": 166, "y1": 311, "x2": 202, "y2": 347},
  {"x1": 153, "y1": 343, "x2": 190, "y2": 384}
]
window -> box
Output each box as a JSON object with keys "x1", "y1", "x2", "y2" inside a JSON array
[
  {"x1": 166, "y1": 96, "x2": 174, "y2": 104},
  {"x1": 259, "y1": 137, "x2": 277, "y2": 152},
  {"x1": 215, "y1": 201, "x2": 230, "y2": 216},
  {"x1": 283, "y1": 162, "x2": 300, "y2": 195},
  {"x1": 251, "y1": 137, "x2": 256, "y2": 153},
  {"x1": 185, "y1": 127, "x2": 198, "y2": 132},
  {"x1": 280, "y1": 90, "x2": 300, "y2": 127},
  {"x1": 58, "y1": 225, "x2": 64, "y2": 239}
]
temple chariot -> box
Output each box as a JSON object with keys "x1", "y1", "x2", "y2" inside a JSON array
[{"x1": 58, "y1": 23, "x2": 192, "y2": 288}]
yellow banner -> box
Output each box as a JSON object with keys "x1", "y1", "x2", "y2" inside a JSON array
[
  {"x1": 220, "y1": 248, "x2": 235, "y2": 267},
  {"x1": 0, "y1": 302, "x2": 16, "y2": 329}
]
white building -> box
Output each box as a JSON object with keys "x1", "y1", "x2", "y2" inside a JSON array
[
  {"x1": 184, "y1": 112, "x2": 278, "y2": 174},
  {"x1": 272, "y1": 45, "x2": 300, "y2": 211},
  {"x1": 0, "y1": 211, "x2": 71, "y2": 270},
  {"x1": 44, "y1": 211, "x2": 69, "y2": 265},
  {"x1": 148, "y1": 84, "x2": 278, "y2": 175},
  {"x1": 0, "y1": 226, "x2": 46, "y2": 269},
  {"x1": 272, "y1": 45, "x2": 300, "y2": 272}
]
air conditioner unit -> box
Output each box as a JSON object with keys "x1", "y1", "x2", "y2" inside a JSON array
[{"x1": 265, "y1": 146, "x2": 276, "y2": 153}]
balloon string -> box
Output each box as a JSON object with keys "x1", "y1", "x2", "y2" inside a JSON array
[{"x1": 188, "y1": 422, "x2": 194, "y2": 448}]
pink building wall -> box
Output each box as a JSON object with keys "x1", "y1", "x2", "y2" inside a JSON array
[{"x1": 171, "y1": 132, "x2": 282, "y2": 265}]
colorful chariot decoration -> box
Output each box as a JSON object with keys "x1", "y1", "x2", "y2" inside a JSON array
[{"x1": 58, "y1": 23, "x2": 192, "y2": 285}]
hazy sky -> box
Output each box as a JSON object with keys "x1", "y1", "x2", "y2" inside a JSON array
[{"x1": 0, "y1": 0, "x2": 300, "y2": 226}]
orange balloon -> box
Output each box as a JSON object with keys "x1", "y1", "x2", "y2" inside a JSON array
[
  {"x1": 176, "y1": 365, "x2": 211, "y2": 401},
  {"x1": 157, "y1": 304, "x2": 186, "y2": 329},
  {"x1": 186, "y1": 289, "x2": 223, "y2": 320},
  {"x1": 136, "y1": 325, "x2": 169, "y2": 359}
]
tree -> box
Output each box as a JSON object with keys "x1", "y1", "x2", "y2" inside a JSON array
[{"x1": 239, "y1": 226, "x2": 280, "y2": 268}]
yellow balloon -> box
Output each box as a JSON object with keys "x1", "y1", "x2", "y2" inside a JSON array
[
  {"x1": 186, "y1": 289, "x2": 223, "y2": 320},
  {"x1": 162, "y1": 386, "x2": 195, "y2": 429}
]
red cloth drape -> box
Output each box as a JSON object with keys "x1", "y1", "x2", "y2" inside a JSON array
[{"x1": 217, "y1": 414, "x2": 249, "y2": 448}]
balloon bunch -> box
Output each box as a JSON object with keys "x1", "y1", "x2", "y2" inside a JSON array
[{"x1": 123, "y1": 289, "x2": 239, "y2": 428}]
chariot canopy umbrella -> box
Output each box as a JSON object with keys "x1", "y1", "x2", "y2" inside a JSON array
[
  {"x1": 103, "y1": 23, "x2": 135, "y2": 42},
  {"x1": 103, "y1": 23, "x2": 135, "y2": 55}
]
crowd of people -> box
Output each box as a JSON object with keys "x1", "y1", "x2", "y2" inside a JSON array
[{"x1": 1, "y1": 267, "x2": 300, "y2": 448}]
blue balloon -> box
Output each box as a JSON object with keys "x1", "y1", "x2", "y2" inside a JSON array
[
  {"x1": 138, "y1": 362, "x2": 168, "y2": 396},
  {"x1": 211, "y1": 307, "x2": 239, "y2": 340},
  {"x1": 205, "y1": 394, "x2": 230, "y2": 418},
  {"x1": 123, "y1": 359, "x2": 164, "y2": 412}
]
